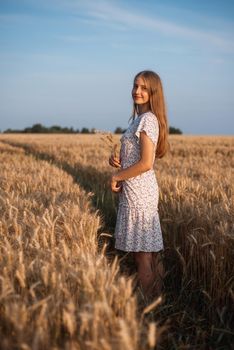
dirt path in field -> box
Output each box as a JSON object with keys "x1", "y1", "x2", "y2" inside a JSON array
[{"x1": 0, "y1": 139, "x2": 137, "y2": 280}]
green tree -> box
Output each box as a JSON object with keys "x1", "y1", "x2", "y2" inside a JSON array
[
  {"x1": 81, "y1": 127, "x2": 90, "y2": 134},
  {"x1": 169, "y1": 126, "x2": 182, "y2": 134},
  {"x1": 31, "y1": 123, "x2": 46, "y2": 133},
  {"x1": 114, "y1": 127, "x2": 126, "y2": 134}
]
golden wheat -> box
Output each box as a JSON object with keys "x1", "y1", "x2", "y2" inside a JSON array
[
  {"x1": 0, "y1": 133, "x2": 233, "y2": 348},
  {"x1": 0, "y1": 140, "x2": 156, "y2": 349}
]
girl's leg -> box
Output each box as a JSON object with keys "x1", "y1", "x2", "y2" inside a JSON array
[{"x1": 133, "y1": 252, "x2": 155, "y2": 297}]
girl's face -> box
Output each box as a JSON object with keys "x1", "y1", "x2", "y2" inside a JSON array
[{"x1": 132, "y1": 76, "x2": 150, "y2": 105}]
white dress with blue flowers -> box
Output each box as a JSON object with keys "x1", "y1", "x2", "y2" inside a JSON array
[{"x1": 114, "y1": 111, "x2": 164, "y2": 252}]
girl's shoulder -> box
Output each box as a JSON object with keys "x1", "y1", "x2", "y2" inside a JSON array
[
  {"x1": 138, "y1": 110, "x2": 157, "y2": 119},
  {"x1": 134, "y1": 111, "x2": 159, "y2": 145},
  {"x1": 138, "y1": 111, "x2": 159, "y2": 126}
]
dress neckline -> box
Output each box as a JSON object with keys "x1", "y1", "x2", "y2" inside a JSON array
[{"x1": 137, "y1": 111, "x2": 153, "y2": 118}]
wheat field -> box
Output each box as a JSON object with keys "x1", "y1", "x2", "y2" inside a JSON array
[{"x1": 0, "y1": 133, "x2": 233, "y2": 349}]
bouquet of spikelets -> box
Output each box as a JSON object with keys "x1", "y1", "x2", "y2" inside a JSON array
[{"x1": 100, "y1": 132, "x2": 119, "y2": 159}]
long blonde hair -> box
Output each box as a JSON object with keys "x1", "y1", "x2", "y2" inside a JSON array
[{"x1": 131, "y1": 70, "x2": 169, "y2": 158}]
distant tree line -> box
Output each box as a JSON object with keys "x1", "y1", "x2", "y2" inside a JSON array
[
  {"x1": 3, "y1": 124, "x2": 96, "y2": 134},
  {"x1": 2, "y1": 123, "x2": 182, "y2": 134}
]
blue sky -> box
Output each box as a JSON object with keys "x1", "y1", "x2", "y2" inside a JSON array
[{"x1": 0, "y1": 0, "x2": 234, "y2": 134}]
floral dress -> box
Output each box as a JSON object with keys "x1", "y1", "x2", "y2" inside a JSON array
[{"x1": 114, "y1": 111, "x2": 164, "y2": 252}]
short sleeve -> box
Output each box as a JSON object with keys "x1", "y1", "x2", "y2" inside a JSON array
[{"x1": 135, "y1": 112, "x2": 159, "y2": 145}]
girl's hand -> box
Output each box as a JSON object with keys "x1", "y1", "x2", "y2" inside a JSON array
[
  {"x1": 111, "y1": 175, "x2": 122, "y2": 193},
  {"x1": 109, "y1": 154, "x2": 121, "y2": 168}
]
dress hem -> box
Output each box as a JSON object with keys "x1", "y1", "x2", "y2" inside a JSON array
[{"x1": 115, "y1": 245, "x2": 164, "y2": 253}]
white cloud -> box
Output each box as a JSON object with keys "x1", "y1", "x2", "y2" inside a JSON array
[
  {"x1": 52, "y1": 0, "x2": 234, "y2": 53},
  {"x1": 1, "y1": 0, "x2": 234, "y2": 53}
]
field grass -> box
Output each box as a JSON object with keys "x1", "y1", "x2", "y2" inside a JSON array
[{"x1": 0, "y1": 133, "x2": 233, "y2": 349}]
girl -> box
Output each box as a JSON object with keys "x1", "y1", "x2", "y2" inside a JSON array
[{"x1": 109, "y1": 70, "x2": 169, "y2": 299}]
